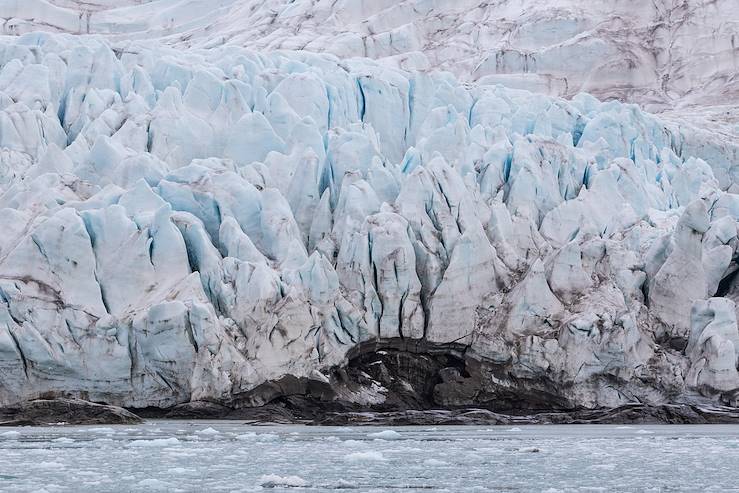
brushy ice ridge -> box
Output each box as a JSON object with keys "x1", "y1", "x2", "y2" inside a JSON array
[{"x1": 0, "y1": 32, "x2": 737, "y2": 409}]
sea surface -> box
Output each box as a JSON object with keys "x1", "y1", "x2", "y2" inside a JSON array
[{"x1": 0, "y1": 421, "x2": 738, "y2": 492}]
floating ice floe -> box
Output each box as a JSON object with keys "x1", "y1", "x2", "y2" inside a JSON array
[
  {"x1": 258, "y1": 474, "x2": 309, "y2": 488},
  {"x1": 345, "y1": 451, "x2": 387, "y2": 463},
  {"x1": 368, "y1": 430, "x2": 402, "y2": 440}
]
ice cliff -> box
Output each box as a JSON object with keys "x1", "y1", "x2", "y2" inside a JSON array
[
  {"x1": 2, "y1": 0, "x2": 737, "y2": 114},
  {"x1": 0, "y1": 8, "x2": 737, "y2": 411}
]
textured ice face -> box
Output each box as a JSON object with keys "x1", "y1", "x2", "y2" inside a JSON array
[
  {"x1": 2, "y1": 1, "x2": 737, "y2": 116},
  {"x1": 0, "y1": 31, "x2": 737, "y2": 409}
]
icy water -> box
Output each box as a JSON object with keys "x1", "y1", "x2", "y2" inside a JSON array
[{"x1": 0, "y1": 422, "x2": 738, "y2": 492}]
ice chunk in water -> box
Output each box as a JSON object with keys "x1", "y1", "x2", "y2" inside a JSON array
[
  {"x1": 258, "y1": 474, "x2": 309, "y2": 488},
  {"x1": 368, "y1": 430, "x2": 402, "y2": 440}
]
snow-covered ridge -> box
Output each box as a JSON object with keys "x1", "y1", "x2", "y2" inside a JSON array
[
  {"x1": 2, "y1": 0, "x2": 738, "y2": 115},
  {"x1": 0, "y1": 31, "x2": 737, "y2": 409}
]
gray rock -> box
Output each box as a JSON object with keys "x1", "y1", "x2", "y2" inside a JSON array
[{"x1": 0, "y1": 398, "x2": 142, "y2": 426}]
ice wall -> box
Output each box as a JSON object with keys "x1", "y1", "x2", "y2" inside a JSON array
[{"x1": 0, "y1": 33, "x2": 737, "y2": 408}]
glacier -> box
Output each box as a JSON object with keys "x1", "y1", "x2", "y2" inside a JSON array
[
  {"x1": 0, "y1": 18, "x2": 737, "y2": 415},
  {"x1": 3, "y1": 1, "x2": 737, "y2": 111}
]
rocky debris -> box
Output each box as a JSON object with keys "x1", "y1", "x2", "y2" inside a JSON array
[
  {"x1": 318, "y1": 409, "x2": 513, "y2": 426},
  {"x1": 131, "y1": 399, "x2": 739, "y2": 425},
  {"x1": 137, "y1": 342, "x2": 739, "y2": 425},
  {"x1": 0, "y1": 398, "x2": 142, "y2": 426},
  {"x1": 141, "y1": 400, "x2": 310, "y2": 424},
  {"x1": 316, "y1": 404, "x2": 739, "y2": 426}
]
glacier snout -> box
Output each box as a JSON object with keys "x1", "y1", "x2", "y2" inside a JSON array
[{"x1": 0, "y1": 33, "x2": 737, "y2": 411}]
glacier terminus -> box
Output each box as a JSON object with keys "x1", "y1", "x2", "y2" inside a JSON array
[{"x1": 0, "y1": 0, "x2": 738, "y2": 422}]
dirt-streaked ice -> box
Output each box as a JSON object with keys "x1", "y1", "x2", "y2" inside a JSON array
[{"x1": 0, "y1": 1, "x2": 737, "y2": 411}]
